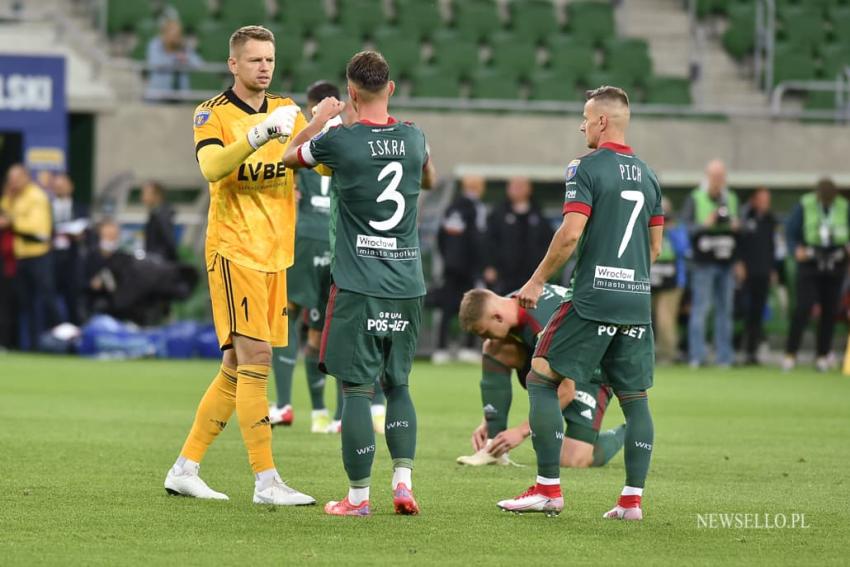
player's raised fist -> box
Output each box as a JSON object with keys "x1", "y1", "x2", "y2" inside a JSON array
[
  {"x1": 247, "y1": 105, "x2": 301, "y2": 149},
  {"x1": 516, "y1": 279, "x2": 543, "y2": 310},
  {"x1": 313, "y1": 96, "x2": 345, "y2": 124}
]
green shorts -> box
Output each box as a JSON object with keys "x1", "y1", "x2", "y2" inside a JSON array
[
  {"x1": 534, "y1": 302, "x2": 654, "y2": 392},
  {"x1": 563, "y1": 381, "x2": 612, "y2": 444},
  {"x1": 319, "y1": 286, "x2": 422, "y2": 386},
  {"x1": 287, "y1": 237, "x2": 331, "y2": 330}
]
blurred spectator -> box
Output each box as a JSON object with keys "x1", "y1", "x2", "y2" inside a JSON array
[
  {"x1": 432, "y1": 174, "x2": 488, "y2": 364},
  {"x1": 51, "y1": 173, "x2": 89, "y2": 325},
  {"x1": 736, "y1": 187, "x2": 777, "y2": 364},
  {"x1": 681, "y1": 159, "x2": 740, "y2": 367},
  {"x1": 0, "y1": 193, "x2": 15, "y2": 349},
  {"x1": 145, "y1": 18, "x2": 201, "y2": 100},
  {"x1": 142, "y1": 180, "x2": 178, "y2": 262},
  {"x1": 0, "y1": 164, "x2": 55, "y2": 350},
  {"x1": 36, "y1": 169, "x2": 54, "y2": 193},
  {"x1": 650, "y1": 197, "x2": 690, "y2": 365},
  {"x1": 783, "y1": 178, "x2": 849, "y2": 372},
  {"x1": 483, "y1": 177, "x2": 553, "y2": 295},
  {"x1": 86, "y1": 219, "x2": 198, "y2": 325}
]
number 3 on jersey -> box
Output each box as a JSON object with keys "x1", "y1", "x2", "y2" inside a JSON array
[
  {"x1": 369, "y1": 161, "x2": 404, "y2": 231},
  {"x1": 618, "y1": 190, "x2": 645, "y2": 258}
]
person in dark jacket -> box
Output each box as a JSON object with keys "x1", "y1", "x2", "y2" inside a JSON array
[
  {"x1": 783, "y1": 178, "x2": 850, "y2": 372},
  {"x1": 736, "y1": 187, "x2": 777, "y2": 365},
  {"x1": 142, "y1": 181, "x2": 177, "y2": 261},
  {"x1": 483, "y1": 177, "x2": 553, "y2": 296},
  {"x1": 51, "y1": 173, "x2": 89, "y2": 325},
  {"x1": 433, "y1": 174, "x2": 488, "y2": 364}
]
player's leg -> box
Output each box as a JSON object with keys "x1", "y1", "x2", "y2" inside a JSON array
[
  {"x1": 320, "y1": 288, "x2": 380, "y2": 516},
  {"x1": 561, "y1": 383, "x2": 624, "y2": 468},
  {"x1": 165, "y1": 253, "x2": 239, "y2": 500},
  {"x1": 371, "y1": 377, "x2": 387, "y2": 434},
  {"x1": 713, "y1": 265, "x2": 735, "y2": 366},
  {"x1": 815, "y1": 273, "x2": 843, "y2": 370},
  {"x1": 688, "y1": 264, "x2": 711, "y2": 367},
  {"x1": 601, "y1": 324, "x2": 655, "y2": 520},
  {"x1": 457, "y1": 338, "x2": 524, "y2": 466},
  {"x1": 304, "y1": 324, "x2": 333, "y2": 432},
  {"x1": 232, "y1": 265, "x2": 314, "y2": 505},
  {"x1": 269, "y1": 301, "x2": 299, "y2": 426},
  {"x1": 784, "y1": 265, "x2": 817, "y2": 370},
  {"x1": 382, "y1": 296, "x2": 423, "y2": 515}
]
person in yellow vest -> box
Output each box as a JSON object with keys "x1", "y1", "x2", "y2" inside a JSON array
[
  {"x1": 680, "y1": 159, "x2": 740, "y2": 368},
  {"x1": 0, "y1": 164, "x2": 54, "y2": 351},
  {"x1": 783, "y1": 177, "x2": 850, "y2": 372}
]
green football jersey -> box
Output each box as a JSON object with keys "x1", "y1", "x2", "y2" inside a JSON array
[
  {"x1": 304, "y1": 118, "x2": 428, "y2": 298},
  {"x1": 509, "y1": 283, "x2": 572, "y2": 348},
  {"x1": 563, "y1": 142, "x2": 663, "y2": 325},
  {"x1": 295, "y1": 168, "x2": 331, "y2": 242}
]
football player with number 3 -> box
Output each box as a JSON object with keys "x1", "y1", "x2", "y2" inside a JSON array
[
  {"x1": 498, "y1": 86, "x2": 664, "y2": 520},
  {"x1": 284, "y1": 51, "x2": 435, "y2": 516}
]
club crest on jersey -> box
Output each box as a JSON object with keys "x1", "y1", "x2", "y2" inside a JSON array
[
  {"x1": 565, "y1": 159, "x2": 581, "y2": 181},
  {"x1": 194, "y1": 109, "x2": 211, "y2": 127}
]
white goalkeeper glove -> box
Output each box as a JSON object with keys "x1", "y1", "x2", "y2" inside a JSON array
[{"x1": 247, "y1": 105, "x2": 300, "y2": 149}]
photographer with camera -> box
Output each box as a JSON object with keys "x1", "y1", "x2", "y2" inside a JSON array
[
  {"x1": 681, "y1": 159, "x2": 740, "y2": 367},
  {"x1": 783, "y1": 177, "x2": 850, "y2": 372}
]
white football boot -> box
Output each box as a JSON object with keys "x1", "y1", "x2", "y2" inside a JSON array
[
  {"x1": 603, "y1": 505, "x2": 644, "y2": 520},
  {"x1": 456, "y1": 439, "x2": 514, "y2": 466},
  {"x1": 164, "y1": 461, "x2": 228, "y2": 500},
  {"x1": 253, "y1": 474, "x2": 316, "y2": 506},
  {"x1": 311, "y1": 410, "x2": 332, "y2": 433},
  {"x1": 497, "y1": 485, "x2": 563, "y2": 516}
]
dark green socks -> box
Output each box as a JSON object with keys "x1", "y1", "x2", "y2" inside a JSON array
[
  {"x1": 384, "y1": 384, "x2": 416, "y2": 469},
  {"x1": 592, "y1": 424, "x2": 626, "y2": 467},
  {"x1": 619, "y1": 391, "x2": 654, "y2": 488},
  {"x1": 303, "y1": 345, "x2": 325, "y2": 410},
  {"x1": 341, "y1": 382, "x2": 376, "y2": 486},
  {"x1": 527, "y1": 370, "x2": 563, "y2": 479},
  {"x1": 481, "y1": 355, "x2": 512, "y2": 439},
  {"x1": 271, "y1": 311, "x2": 299, "y2": 407}
]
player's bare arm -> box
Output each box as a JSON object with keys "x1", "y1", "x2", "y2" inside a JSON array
[
  {"x1": 488, "y1": 381, "x2": 575, "y2": 457},
  {"x1": 649, "y1": 225, "x2": 664, "y2": 263},
  {"x1": 517, "y1": 212, "x2": 588, "y2": 309},
  {"x1": 282, "y1": 97, "x2": 345, "y2": 169}
]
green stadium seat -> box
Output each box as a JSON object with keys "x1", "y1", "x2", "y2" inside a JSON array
[
  {"x1": 131, "y1": 19, "x2": 159, "y2": 60},
  {"x1": 546, "y1": 35, "x2": 596, "y2": 83},
  {"x1": 804, "y1": 90, "x2": 843, "y2": 111},
  {"x1": 106, "y1": 0, "x2": 153, "y2": 34},
  {"x1": 166, "y1": 0, "x2": 211, "y2": 33},
  {"x1": 645, "y1": 76, "x2": 692, "y2": 105},
  {"x1": 218, "y1": 0, "x2": 268, "y2": 27},
  {"x1": 819, "y1": 42, "x2": 850, "y2": 78},
  {"x1": 509, "y1": 0, "x2": 560, "y2": 43},
  {"x1": 453, "y1": 0, "x2": 503, "y2": 41},
  {"x1": 291, "y1": 59, "x2": 345, "y2": 92},
  {"x1": 722, "y1": 3, "x2": 756, "y2": 60},
  {"x1": 696, "y1": 0, "x2": 730, "y2": 18},
  {"x1": 469, "y1": 69, "x2": 521, "y2": 100},
  {"x1": 313, "y1": 25, "x2": 364, "y2": 74},
  {"x1": 372, "y1": 26, "x2": 422, "y2": 77},
  {"x1": 488, "y1": 32, "x2": 538, "y2": 81},
  {"x1": 430, "y1": 30, "x2": 480, "y2": 79},
  {"x1": 190, "y1": 70, "x2": 232, "y2": 92},
  {"x1": 780, "y1": 6, "x2": 826, "y2": 53},
  {"x1": 394, "y1": 0, "x2": 443, "y2": 40},
  {"x1": 195, "y1": 21, "x2": 233, "y2": 63},
  {"x1": 335, "y1": 0, "x2": 388, "y2": 39},
  {"x1": 829, "y1": 6, "x2": 850, "y2": 41},
  {"x1": 410, "y1": 65, "x2": 463, "y2": 98},
  {"x1": 565, "y1": 1, "x2": 615, "y2": 47},
  {"x1": 262, "y1": 24, "x2": 305, "y2": 73},
  {"x1": 772, "y1": 42, "x2": 818, "y2": 85},
  {"x1": 604, "y1": 38, "x2": 652, "y2": 86},
  {"x1": 276, "y1": 0, "x2": 330, "y2": 34},
  {"x1": 528, "y1": 70, "x2": 582, "y2": 101}
]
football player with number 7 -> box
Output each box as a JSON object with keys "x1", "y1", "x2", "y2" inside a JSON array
[
  {"x1": 498, "y1": 86, "x2": 664, "y2": 520},
  {"x1": 284, "y1": 50, "x2": 435, "y2": 516}
]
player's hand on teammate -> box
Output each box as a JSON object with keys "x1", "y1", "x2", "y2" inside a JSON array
[
  {"x1": 516, "y1": 279, "x2": 544, "y2": 309},
  {"x1": 488, "y1": 428, "x2": 524, "y2": 457},
  {"x1": 247, "y1": 104, "x2": 301, "y2": 149},
  {"x1": 471, "y1": 421, "x2": 488, "y2": 452},
  {"x1": 312, "y1": 96, "x2": 345, "y2": 125}
]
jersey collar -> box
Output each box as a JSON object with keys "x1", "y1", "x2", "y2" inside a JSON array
[
  {"x1": 359, "y1": 117, "x2": 398, "y2": 126},
  {"x1": 598, "y1": 141, "x2": 634, "y2": 154},
  {"x1": 224, "y1": 88, "x2": 269, "y2": 115}
]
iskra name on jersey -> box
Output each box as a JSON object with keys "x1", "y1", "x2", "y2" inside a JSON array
[{"x1": 367, "y1": 139, "x2": 406, "y2": 158}]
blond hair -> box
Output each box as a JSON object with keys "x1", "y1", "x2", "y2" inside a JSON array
[
  {"x1": 229, "y1": 25, "x2": 275, "y2": 55},
  {"x1": 585, "y1": 85, "x2": 630, "y2": 107},
  {"x1": 459, "y1": 288, "x2": 495, "y2": 332}
]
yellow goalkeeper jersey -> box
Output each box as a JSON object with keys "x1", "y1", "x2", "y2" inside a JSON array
[{"x1": 193, "y1": 88, "x2": 306, "y2": 272}]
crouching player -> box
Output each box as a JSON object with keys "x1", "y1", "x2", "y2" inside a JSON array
[{"x1": 456, "y1": 286, "x2": 625, "y2": 468}]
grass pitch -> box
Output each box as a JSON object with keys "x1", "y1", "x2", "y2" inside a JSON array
[{"x1": 1, "y1": 353, "x2": 848, "y2": 565}]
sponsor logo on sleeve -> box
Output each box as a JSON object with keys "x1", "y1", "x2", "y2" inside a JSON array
[
  {"x1": 565, "y1": 159, "x2": 581, "y2": 181},
  {"x1": 193, "y1": 109, "x2": 211, "y2": 127}
]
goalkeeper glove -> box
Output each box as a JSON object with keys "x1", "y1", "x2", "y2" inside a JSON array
[{"x1": 247, "y1": 105, "x2": 300, "y2": 149}]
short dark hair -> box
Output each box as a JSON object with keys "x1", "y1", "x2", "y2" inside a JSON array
[
  {"x1": 816, "y1": 177, "x2": 837, "y2": 192},
  {"x1": 229, "y1": 25, "x2": 275, "y2": 54},
  {"x1": 346, "y1": 50, "x2": 390, "y2": 92},
  {"x1": 306, "y1": 80, "x2": 341, "y2": 105},
  {"x1": 585, "y1": 85, "x2": 630, "y2": 107}
]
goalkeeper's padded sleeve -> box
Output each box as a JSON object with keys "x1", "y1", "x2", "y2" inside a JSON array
[{"x1": 197, "y1": 136, "x2": 255, "y2": 182}]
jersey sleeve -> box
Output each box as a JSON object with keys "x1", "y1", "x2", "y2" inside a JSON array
[
  {"x1": 648, "y1": 170, "x2": 664, "y2": 227},
  {"x1": 192, "y1": 104, "x2": 224, "y2": 157},
  {"x1": 296, "y1": 126, "x2": 339, "y2": 170},
  {"x1": 562, "y1": 158, "x2": 593, "y2": 217}
]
